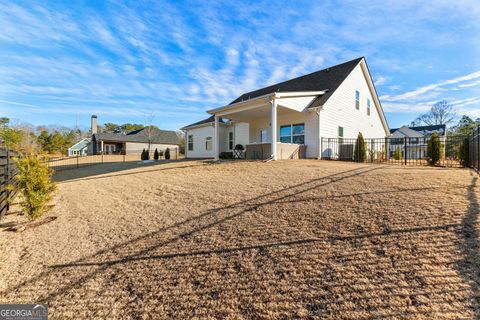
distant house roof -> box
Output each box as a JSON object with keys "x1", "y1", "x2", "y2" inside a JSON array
[
  {"x1": 181, "y1": 115, "x2": 228, "y2": 130},
  {"x1": 94, "y1": 127, "x2": 179, "y2": 145},
  {"x1": 68, "y1": 138, "x2": 89, "y2": 151},
  {"x1": 229, "y1": 57, "x2": 364, "y2": 107},
  {"x1": 390, "y1": 124, "x2": 446, "y2": 137}
]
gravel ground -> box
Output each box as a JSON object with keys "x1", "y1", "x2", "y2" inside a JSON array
[{"x1": 0, "y1": 160, "x2": 479, "y2": 319}]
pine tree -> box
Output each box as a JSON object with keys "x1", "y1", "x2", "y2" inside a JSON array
[
  {"x1": 154, "y1": 148, "x2": 159, "y2": 160},
  {"x1": 141, "y1": 149, "x2": 146, "y2": 160},
  {"x1": 165, "y1": 147, "x2": 170, "y2": 160},
  {"x1": 354, "y1": 132, "x2": 366, "y2": 162},
  {"x1": 427, "y1": 132, "x2": 443, "y2": 165}
]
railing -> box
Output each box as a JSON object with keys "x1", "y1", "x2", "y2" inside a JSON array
[
  {"x1": 468, "y1": 126, "x2": 480, "y2": 172},
  {"x1": 321, "y1": 136, "x2": 467, "y2": 167},
  {"x1": 0, "y1": 148, "x2": 19, "y2": 219}
]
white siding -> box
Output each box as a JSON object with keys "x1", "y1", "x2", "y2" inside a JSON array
[{"x1": 320, "y1": 63, "x2": 388, "y2": 140}]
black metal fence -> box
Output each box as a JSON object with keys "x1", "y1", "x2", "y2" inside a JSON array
[
  {"x1": 468, "y1": 126, "x2": 480, "y2": 172},
  {"x1": 0, "y1": 148, "x2": 19, "y2": 219},
  {"x1": 321, "y1": 136, "x2": 467, "y2": 167}
]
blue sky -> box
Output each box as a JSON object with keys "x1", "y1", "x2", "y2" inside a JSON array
[{"x1": 0, "y1": 0, "x2": 479, "y2": 131}]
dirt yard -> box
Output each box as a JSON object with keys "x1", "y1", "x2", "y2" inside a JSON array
[{"x1": 0, "y1": 160, "x2": 479, "y2": 319}]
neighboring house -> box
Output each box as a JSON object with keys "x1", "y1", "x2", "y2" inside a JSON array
[
  {"x1": 68, "y1": 138, "x2": 89, "y2": 156},
  {"x1": 82, "y1": 115, "x2": 180, "y2": 155},
  {"x1": 389, "y1": 124, "x2": 446, "y2": 159},
  {"x1": 182, "y1": 57, "x2": 389, "y2": 160}
]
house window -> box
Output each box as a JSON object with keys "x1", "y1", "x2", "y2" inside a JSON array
[
  {"x1": 367, "y1": 98, "x2": 371, "y2": 116},
  {"x1": 205, "y1": 137, "x2": 212, "y2": 151},
  {"x1": 188, "y1": 135, "x2": 194, "y2": 151},
  {"x1": 338, "y1": 126, "x2": 344, "y2": 144},
  {"x1": 229, "y1": 132, "x2": 234, "y2": 150},
  {"x1": 355, "y1": 90, "x2": 360, "y2": 110},
  {"x1": 260, "y1": 129, "x2": 268, "y2": 143},
  {"x1": 280, "y1": 123, "x2": 305, "y2": 144}
]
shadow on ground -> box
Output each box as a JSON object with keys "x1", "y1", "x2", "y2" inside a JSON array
[{"x1": 2, "y1": 163, "x2": 479, "y2": 319}]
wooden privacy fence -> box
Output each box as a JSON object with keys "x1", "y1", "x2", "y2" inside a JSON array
[{"x1": 0, "y1": 148, "x2": 19, "y2": 219}]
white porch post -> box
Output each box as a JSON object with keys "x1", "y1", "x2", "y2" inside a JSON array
[
  {"x1": 271, "y1": 98, "x2": 277, "y2": 160},
  {"x1": 214, "y1": 115, "x2": 219, "y2": 160}
]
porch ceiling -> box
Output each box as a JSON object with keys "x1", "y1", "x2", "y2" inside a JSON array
[{"x1": 223, "y1": 105, "x2": 301, "y2": 122}]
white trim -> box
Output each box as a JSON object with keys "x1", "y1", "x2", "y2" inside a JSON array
[{"x1": 271, "y1": 99, "x2": 277, "y2": 160}]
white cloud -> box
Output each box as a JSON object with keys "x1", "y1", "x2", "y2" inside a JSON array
[{"x1": 374, "y1": 76, "x2": 388, "y2": 86}]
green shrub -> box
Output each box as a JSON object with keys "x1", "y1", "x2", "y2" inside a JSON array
[
  {"x1": 165, "y1": 147, "x2": 170, "y2": 160},
  {"x1": 141, "y1": 149, "x2": 146, "y2": 160},
  {"x1": 8, "y1": 155, "x2": 56, "y2": 220},
  {"x1": 394, "y1": 147, "x2": 402, "y2": 160},
  {"x1": 219, "y1": 152, "x2": 233, "y2": 159},
  {"x1": 145, "y1": 149, "x2": 150, "y2": 160},
  {"x1": 427, "y1": 132, "x2": 442, "y2": 165},
  {"x1": 354, "y1": 132, "x2": 366, "y2": 162},
  {"x1": 154, "y1": 148, "x2": 159, "y2": 160}
]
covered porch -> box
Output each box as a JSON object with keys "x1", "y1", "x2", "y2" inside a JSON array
[{"x1": 208, "y1": 91, "x2": 326, "y2": 160}]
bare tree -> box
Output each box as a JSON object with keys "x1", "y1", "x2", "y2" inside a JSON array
[
  {"x1": 412, "y1": 100, "x2": 456, "y2": 127},
  {"x1": 144, "y1": 112, "x2": 155, "y2": 156}
]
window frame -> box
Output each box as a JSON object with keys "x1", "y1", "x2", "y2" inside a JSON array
[
  {"x1": 205, "y1": 136, "x2": 212, "y2": 151},
  {"x1": 367, "y1": 98, "x2": 371, "y2": 116},
  {"x1": 355, "y1": 90, "x2": 360, "y2": 110},
  {"x1": 187, "y1": 135, "x2": 194, "y2": 151},
  {"x1": 228, "y1": 131, "x2": 234, "y2": 150},
  {"x1": 338, "y1": 126, "x2": 344, "y2": 144},
  {"x1": 280, "y1": 123, "x2": 305, "y2": 144},
  {"x1": 260, "y1": 129, "x2": 268, "y2": 143}
]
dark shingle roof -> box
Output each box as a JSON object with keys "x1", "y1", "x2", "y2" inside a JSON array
[
  {"x1": 95, "y1": 127, "x2": 179, "y2": 145},
  {"x1": 390, "y1": 124, "x2": 446, "y2": 136},
  {"x1": 181, "y1": 115, "x2": 228, "y2": 130},
  {"x1": 229, "y1": 57, "x2": 364, "y2": 106}
]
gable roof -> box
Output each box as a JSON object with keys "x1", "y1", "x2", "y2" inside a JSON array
[
  {"x1": 68, "y1": 138, "x2": 90, "y2": 151},
  {"x1": 390, "y1": 124, "x2": 446, "y2": 136},
  {"x1": 229, "y1": 57, "x2": 364, "y2": 106},
  {"x1": 181, "y1": 115, "x2": 228, "y2": 130},
  {"x1": 390, "y1": 126, "x2": 424, "y2": 138},
  {"x1": 95, "y1": 127, "x2": 179, "y2": 145}
]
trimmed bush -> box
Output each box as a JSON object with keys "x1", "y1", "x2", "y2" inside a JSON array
[
  {"x1": 459, "y1": 137, "x2": 470, "y2": 166},
  {"x1": 219, "y1": 152, "x2": 233, "y2": 159},
  {"x1": 154, "y1": 148, "x2": 159, "y2": 160},
  {"x1": 165, "y1": 147, "x2": 170, "y2": 160},
  {"x1": 141, "y1": 149, "x2": 146, "y2": 160},
  {"x1": 145, "y1": 149, "x2": 150, "y2": 160},
  {"x1": 394, "y1": 147, "x2": 402, "y2": 160},
  {"x1": 427, "y1": 132, "x2": 442, "y2": 165},
  {"x1": 354, "y1": 132, "x2": 366, "y2": 162},
  {"x1": 8, "y1": 155, "x2": 56, "y2": 220}
]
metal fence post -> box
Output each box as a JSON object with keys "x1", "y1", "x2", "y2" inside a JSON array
[
  {"x1": 5, "y1": 147, "x2": 10, "y2": 212},
  {"x1": 76, "y1": 154, "x2": 79, "y2": 168},
  {"x1": 477, "y1": 127, "x2": 480, "y2": 172},
  {"x1": 123, "y1": 153, "x2": 126, "y2": 162},
  {"x1": 404, "y1": 137, "x2": 407, "y2": 165},
  {"x1": 101, "y1": 152, "x2": 104, "y2": 164}
]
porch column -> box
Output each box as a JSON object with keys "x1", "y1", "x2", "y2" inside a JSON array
[
  {"x1": 214, "y1": 115, "x2": 219, "y2": 160},
  {"x1": 271, "y1": 98, "x2": 277, "y2": 160}
]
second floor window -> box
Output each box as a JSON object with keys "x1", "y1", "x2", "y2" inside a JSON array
[
  {"x1": 367, "y1": 98, "x2": 371, "y2": 116},
  {"x1": 355, "y1": 90, "x2": 360, "y2": 110}
]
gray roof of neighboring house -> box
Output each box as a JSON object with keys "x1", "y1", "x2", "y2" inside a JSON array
[
  {"x1": 68, "y1": 138, "x2": 89, "y2": 151},
  {"x1": 390, "y1": 124, "x2": 446, "y2": 137},
  {"x1": 94, "y1": 127, "x2": 179, "y2": 145},
  {"x1": 181, "y1": 115, "x2": 228, "y2": 130},
  {"x1": 229, "y1": 57, "x2": 364, "y2": 107}
]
